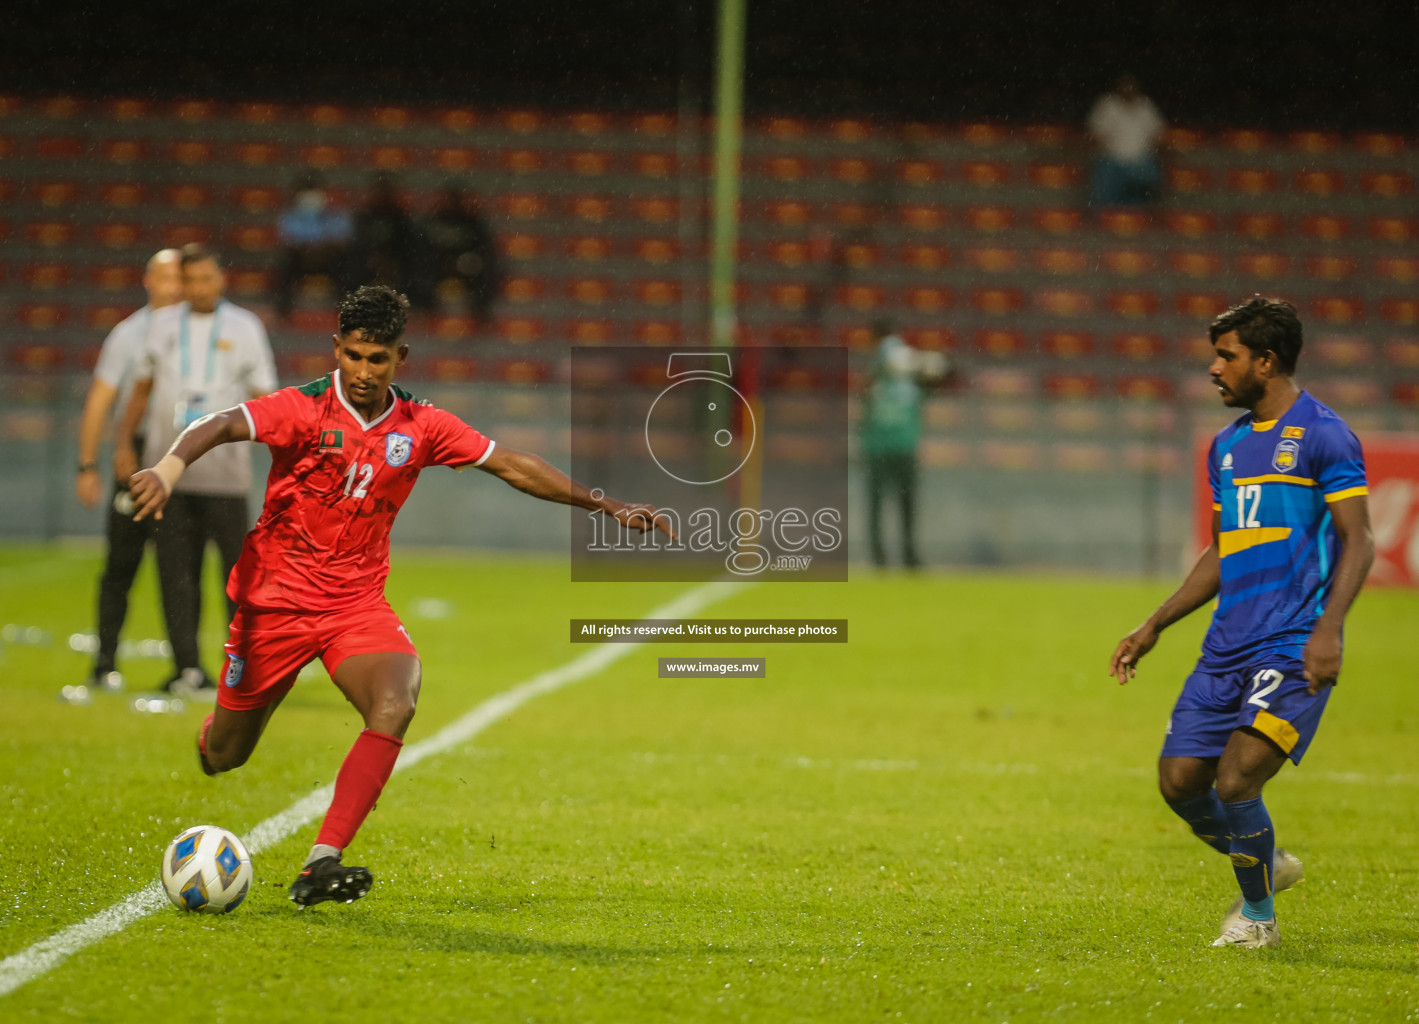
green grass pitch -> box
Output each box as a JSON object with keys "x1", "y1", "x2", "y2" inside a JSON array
[{"x1": 0, "y1": 544, "x2": 1416, "y2": 1022}]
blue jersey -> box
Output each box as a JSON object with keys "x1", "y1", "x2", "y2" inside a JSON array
[{"x1": 1199, "y1": 391, "x2": 1367, "y2": 673}]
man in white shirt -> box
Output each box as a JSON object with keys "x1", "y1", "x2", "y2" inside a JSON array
[
  {"x1": 1087, "y1": 74, "x2": 1166, "y2": 208},
  {"x1": 72, "y1": 249, "x2": 182, "y2": 697},
  {"x1": 117, "y1": 244, "x2": 278, "y2": 696}
]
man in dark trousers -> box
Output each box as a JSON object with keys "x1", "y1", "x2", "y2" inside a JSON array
[
  {"x1": 73, "y1": 249, "x2": 182, "y2": 697},
  {"x1": 117, "y1": 244, "x2": 277, "y2": 695}
]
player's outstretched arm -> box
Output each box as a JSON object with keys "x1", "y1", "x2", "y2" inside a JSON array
[
  {"x1": 477, "y1": 445, "x2": 677, "y2": 541},
  {"x1": 128, "y1": 407, "x2": 252, "y2": 521},
  {"x1": 1109, "y1": 510, "x2": 1222, "y2": 684},
  {"x1": 1304, "y1": 495, "x2": 1374, "y2": 694}
]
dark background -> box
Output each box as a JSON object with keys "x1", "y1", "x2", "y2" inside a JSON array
[{"x1": 2, "y1": 0, "x2": 1414, "y2": 130}]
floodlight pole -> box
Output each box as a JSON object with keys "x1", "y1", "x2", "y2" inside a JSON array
[{"x1": 709, "y1": 0, "x2": 745, "y2": 349}]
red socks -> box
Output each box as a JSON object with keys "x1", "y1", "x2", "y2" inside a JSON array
[{"x1": 315, "y1": 728, "x2": 403, "y2": 851}]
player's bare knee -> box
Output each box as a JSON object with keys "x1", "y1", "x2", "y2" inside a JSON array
[
  {"x1": 1213, "y1": 772, "x2": 1263, "y2": 804},
  {"x1": 1157, "y1": 760, "x2": 1211, "y2": 803}
]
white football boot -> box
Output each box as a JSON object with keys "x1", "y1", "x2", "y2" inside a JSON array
[
  {"x1": 1211, "y1": 916, "x2": 1280, "y2": 948},
  {"x1": 1219, "y1": 848, "x2": 1304, "y2": 935}
]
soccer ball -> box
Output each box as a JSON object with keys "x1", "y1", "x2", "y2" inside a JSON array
[{"x1": 160, "y1": 825, "x2": 253, "y2": 913}]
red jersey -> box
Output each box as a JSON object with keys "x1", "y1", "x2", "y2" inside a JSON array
[{"x1": 229, "y1": 370, "x2": 494, "y2": 612}]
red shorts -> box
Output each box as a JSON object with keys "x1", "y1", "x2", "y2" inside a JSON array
[{"x1": 218, "y1": 600, "x2": 419, "y2": 711}]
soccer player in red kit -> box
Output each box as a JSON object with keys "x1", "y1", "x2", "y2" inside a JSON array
[{"x1": 129, "y1": 285, "x2": 669, "y2": 906}]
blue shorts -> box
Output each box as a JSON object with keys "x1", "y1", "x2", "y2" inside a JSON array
[{"x1": 1160, "y1": 659, "x2": 1330, "y2": 765}]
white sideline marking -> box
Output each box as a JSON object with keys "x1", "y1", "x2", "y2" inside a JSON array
[{"x1": 0, "y1": 580, "x2": 741, "y2": 1000}]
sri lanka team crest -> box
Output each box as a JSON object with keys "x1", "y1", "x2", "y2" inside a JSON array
[
  {"x1": 386, "y1": 433, "x2": 413, "y2": 467},
  {"x1": 1272, "y1": 438, "x2": 1301, "y2": 472}
]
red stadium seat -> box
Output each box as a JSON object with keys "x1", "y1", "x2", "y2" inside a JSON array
[
  {"x1": 32, "y1": 180, "x2": 79, "y2": 206},
  {"x1": 371, "y1": 106, "x2": 414, "y2": 130},
  {"x1": 1221, "y1": 129, "x2": 1270, "y2": 153},
  {"x1": 632, "y1": 113, "x2": 675, "y2": 138},
  {"x1": 567, "y1": 151, "x2": 612, "y2": 176},
  {"x1": 1177, "y1": 333, "x2": 1212, "y2": 361},
  {"x1": 227, "y1": 269, "x2": 271, "y2": 297},
  {"x1": 1101, "y1": 249, "x2": 1155, "y2": 276},
  {"x1": 839, "y1": 325, "x2": 875, "y2": 349},
  {"x1": 568, "y1": 111, "x2": 612, "y2": 136},
  {"x1": 368, "y1": 145, "x2": 414, "y2": 171},
  {"x1": 98, "y1": 182, "x2": 146, "y2": 208},
  {"x1": 499, "y1": 233, "x2": 544, "y2": 261},
  {"x1": 902, "y1": 286, "x2": 953, "y2": 314},
  {"x1": 300, "y1": 144, "x2": 345, "y2": 169},
  {"x1": 236, "y1": 102, "x2": 283, "y2": 125},
  {"x1": 965, "y1": 206, "x2": 1015, "y2": 233},
  {"x1": 1370, "y1": 216, "x2": 1417, "y2": 244},
  {"x1": 1306, "y1": 255, "x2": 1357, "y2": 281},
  {"x1": 828, "y1": 158, "x2": 874, "y2": 184},
  {"x1": 1032, "y1": 208, "x2": 1082, "y2": 235},
  {"x1": 500, "y1": 110, "x2": 543, "y2": 135},
  {"x1": 897, "y1": 160, "x2": 945, "y2": 186},
  {"x1": 634, "y1": 321, "x2": 682, "y2": 346},
  {"x1": 1034, "y1": 247, "x2": 1087, "y2": 275},
  {"x1": 960, "y1": 123, "x2": 1007, "y2": 146},
  {"x1": 1165, "y1": 211, "x2": 1217, "y2": 239},
  {"x1": 495, "y1": 358, "x2": 552, "y2": 385},
  {"x1": 566, "y1": 318, "x2": 616, "y2": 345},
  {"x1": 1048, "y1": 376, "x2": 1105, "y2": 407},
  {"x1": 1113, "y1": 332, "x2": 1165, "y2": 361},
  {"x1": 234, "y1": 142, "x2": 283, "y2": 167},
  {"x1": 10, "y1": 344, "x2": 67, "y2": 372},
  {"x1": 967, "y1": 247, "x2": 1020, "y2": 273},
  {"x1": 1294, "y1": 170, "x2": 1344, "y2": 197},
  {"x1": 0, "y1": 178, "x2": 13, "y2": 203},
  {"x1": 1313, "y1": 336, "x2": 1372, "y2": 367},
  {"x1": 28, "y1": 222, "x2": 75, "y2": 247},
  {"x1": 1380, "y1": 299, "x2": 1419, "y2": 326},
  {"x1": 1035, "y1": 289, "x2": 1092, "y2": 317},
  {"x1": 1375, "y1": 256, "x2": 1419, "y2": 284},
  {"x1": 1024, "y1": 124, "x2": 1072, "y2": 146},
  {"x1": 1235, "y1": 212, "x2": 1284, "y2": 241},
  {"x1": 0, "y1": 136, "x2": 14, "y2": 161},
  {"x1": 88, "y1": 304, "x2": 130, "y2": 331},
  {"x1": 973, "y1": 368, "x2": 1036, "y2": 398},
  {"x1": 1395, "y1": 382, "x2": 1419, "y2": 406},
  {"x1": 1310, "y1": 297, "x2": 1365, "y2": 325},
  {"x1": 106, "y1": 98, "x2": 150, "y2": 120},
  {"x1": 173, "y1": 99, "x2": 217, "y2": 123},
  {"x1": 91, "y1": 264, "x2": 140, "y2": 290},
  {"x1": 765, "y1": 240, "x2": 810, "y2": 267},
  {"x1": 163, "y1": 225, "x2": 211, "y2": 247},
  {"x1": 302, "y1": 104, "x2": 348, "y2": 127},
  {"x1": 230, "y1": 225, "x2": 277, "y2": 251},
  {"x1": 901, "y1": 122, "x2": 943, "y2": 145},
  {"x1": 500, "y1": 194, "x2": 548, "y2": 220},
  {"x1": 764, "y1": 325, "x2": 821, "y2": 347},
  {"x1": 34, "y1": 136, "x2": 85, "y2": 159},
  {"x1": 234, "y1": 186, "x2": 282, "y2": 213},
  {"x1": 760, "y1": 200, "x2": 811, "y2": 227},
  {"x1": 1384, "y1": 339, "x2": 1419, "y2": 368},
  {"x1": 1107, "y1": 290, "x2": 1159, "y2": 318},
  {"x1": 24, "y1": 262, "x2": 71, "y2": 290},
  {"x1": 634, "y1": 280, "x2": 681, "y2": 307},
  {"x1": 565, "y1": 236, "x2": 611, "y2": 262},
  {"x1": 568, "y1": 195, "x2": 613, "y2": 223},
  {"x1": 431, "y1": 148, "x2": 476, "y2": 172},
  {"x1": 291, "y1": 310, "x2": 338, "y2": 333},
  {"x1": 898, "y1": 204, "x2": 947, "y2": 232},
  {"x1": 829, "y1": 119, "x2": 873, "y2": 143},
  {"x1": 767, "y1": 283, "x2": 810, "y2": 312},
  {"x1": 1099, "y1": 210, "x2": 1149, "y2": 237},
  {"x1": 501, "y1": 148, "x2": 544, "y2": 173},
  {"x1": 166, "y1": 184, "x2": 211, "y2": 210},
  {"x1": 1237, "y1": 253, "x2": 1291, "y2": 279},
  {"x1": 1301, "y1": 215, "x2": 1351, "y2": 241},
  {"x1": 1027, "y1": 164, "x2": 1077, "y2": 190},
  {"x1": 94, "y1": 223, "x2": 144, "y2": 249},
  {"x1": 840, "y1": 242, "x2": 879, "y2": 269},
  {"x1": 1166, "y1": 167, "x2": 1212, "y2": 194},
  {"x1": 567, "y1": 277, "x2": 614, "y2": 306},
  {"x1": 169, "y1": 141, "x2": 214, "y2": 166},
  {"x1": 1041, "y1": 330, "x2": 1095, "y2": 359},
  {"x1": 498, "y1": 276, "x2": 544, "y2": 305},
  {"x1": 1227, "y1": 168, "x2": 1278, "y2": 195},
  {"x1": 836, "y1": 284, "x2": 883, "y2": 312},
  {"x1": 1116, "y1": 374, "x2": 1174, "y2": 400},
  {"x1": 1360, "y1": 172, "x2": 1413, "y2": 198},
  {"x1": 971, "y1": 287, "x2": 1024, "y2": 315},
  {"x1": 1354, "y1": 133, "x2": 1404, "y2": 156},
  {"x1": 15, "y1": 303, "x2": 68, "y2": 329},
  {"x1": 1170, "y1": 251, "x2": 1221, "y2": 278},
  {"x1": 902, "y1": 327, "x2": 955, "y2": 351},
  {"x1": 632, "y1": 153, "x2": 677, "y2": 179},
  {"x1": 632, "y1": 238, "x2": 680, "y2": 266},
  {"x1": 424, "y1": 355, "x2": 478, "y2": 380},
  {"x1": 961, "y1": 161, "x2": 1010, "y2": 187},
  {"x1": 1288, "y1": 131, "x2": 1339, "y2": 154},
  {"x1": 1176, "y1": 292, "x2": 1229, "y2": 320},
  {"x1": 428, "y1": 108, "x2": 475, "y2": 132},
  {"x1": 899, "y1": 243, "x2": 950, "y2": 270},
  {"x1": 975, "y1": 329, "x2": 1027, "y2": 357}
]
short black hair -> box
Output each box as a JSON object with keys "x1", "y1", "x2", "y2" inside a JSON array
[
  {"x1": 338, "y1": 285, "x2": 409, "y2": 345},
  {"x1": 179, "y1": 242, "x2": 221, "y2": 269},
  {"x1": 1208, "y1": 297, "x2": 1303, "y2": 375}
]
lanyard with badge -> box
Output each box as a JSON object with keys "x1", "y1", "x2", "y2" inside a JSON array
[{"x1": 173, "y1": 301, "x2": 224, "y2": 431}]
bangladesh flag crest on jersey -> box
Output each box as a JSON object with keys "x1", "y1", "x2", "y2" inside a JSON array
[
  {"x1": 318, "y1": 429, "x2": 344, "y2": 452},
  {"x1": 386, "y1": 433, "x2": 413, "y2": 467}
]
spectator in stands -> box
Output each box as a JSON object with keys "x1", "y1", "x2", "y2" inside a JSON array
[
  {"x1": 350, "y1": 173, "x2": 429, "y2": 309},
  {"x1": 275, "y1": 174, "x2": 353, "y2": 320},
  {"x1": 423, "y1": 182, "x2": 502, "y2": 324},
  {"x1": 116, "y1": 244, "x2": 278, "y2": 696},
  {"x1": 72, "y1": 248, "x2": 183, "y2": 698},
  {"x1": 860, "y1": 318, "x2": 949, "y2": 569},
  {"x1": 1087, "y1": 74, "x2": 1166, "y2": 208}
]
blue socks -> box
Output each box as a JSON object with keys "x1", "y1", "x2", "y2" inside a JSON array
[
  {"x1": 1223, "y1": 796, "x2": 1276, "y2": 921},
  {"x1": 1165, "y1": 790, "x2": 1232, "y2": 856}
]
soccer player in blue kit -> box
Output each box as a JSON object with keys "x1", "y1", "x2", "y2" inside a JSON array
[{"x1": 1110, "y1": 298, "x2": 1374, "y2": 948}]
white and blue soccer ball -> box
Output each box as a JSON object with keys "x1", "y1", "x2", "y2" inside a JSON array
[{"x1": 160, "y1": 825, "x2": 252, "y2": 913}]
